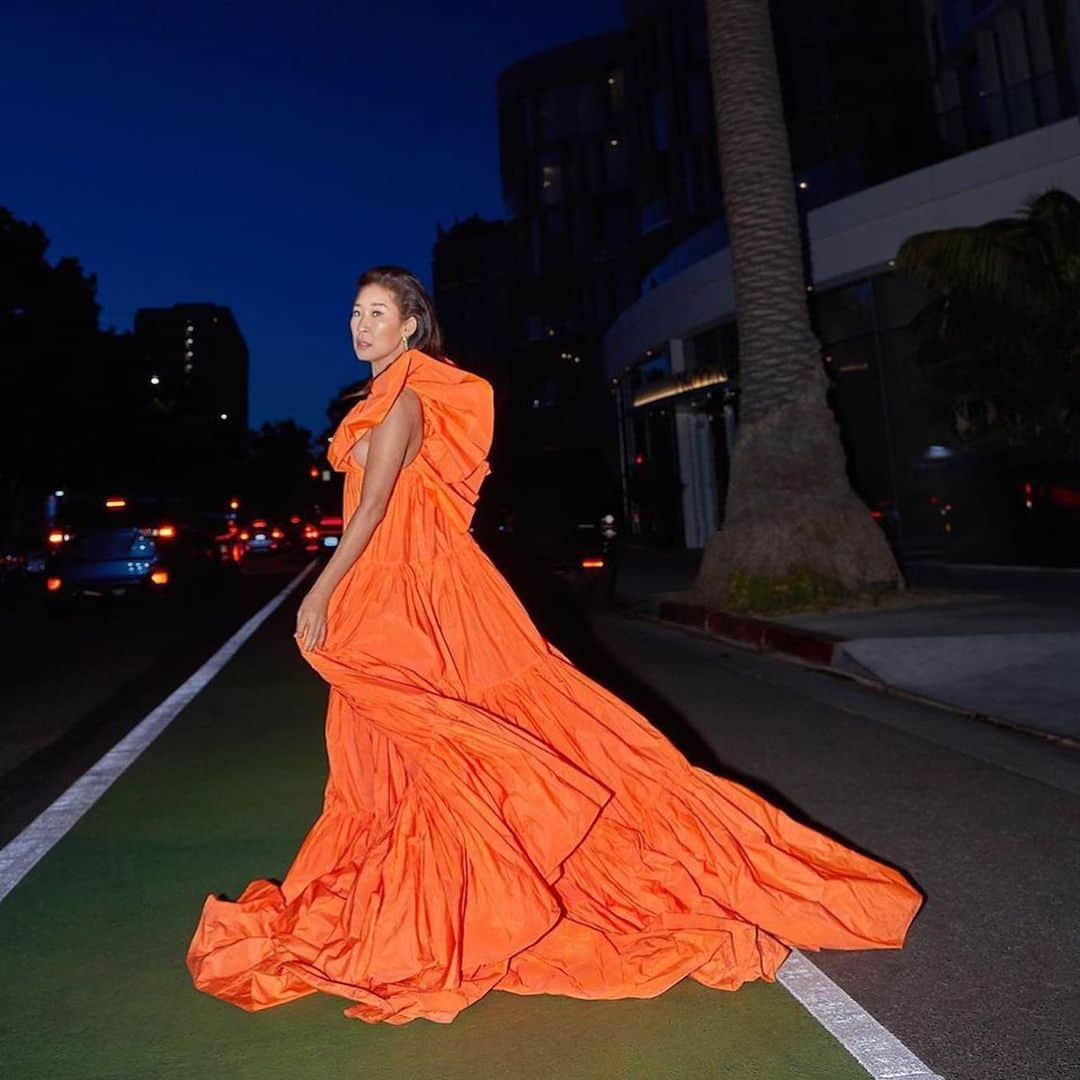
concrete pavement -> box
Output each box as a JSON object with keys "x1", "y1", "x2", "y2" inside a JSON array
[{"x1": 613, "y1": 544, "x2": 1080, "y2": 743}]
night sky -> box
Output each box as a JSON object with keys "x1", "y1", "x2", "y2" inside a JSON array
[{"x1": 2, "y1": 0, "x2": 622, "y2": 435}]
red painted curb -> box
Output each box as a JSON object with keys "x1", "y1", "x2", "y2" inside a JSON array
[{"x1": 657, "y1": 601, "x2": 844, "y2": 666}]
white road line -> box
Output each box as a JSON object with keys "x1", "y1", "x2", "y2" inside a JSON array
[
  {"x1": 779, "y1": 950, "x2": 943, "y2": 1078},
  {"x1": 0, "y1": 561, "x2": 319, "y2": 904}
]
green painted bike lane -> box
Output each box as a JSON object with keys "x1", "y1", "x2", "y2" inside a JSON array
[{"x1": 0, "y1": 595, "x2": 870, "y2": 1080}]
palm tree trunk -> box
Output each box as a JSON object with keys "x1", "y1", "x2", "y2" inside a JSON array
[{"x1": 694, "y1": 0, "x2": 901, "y2": 605}]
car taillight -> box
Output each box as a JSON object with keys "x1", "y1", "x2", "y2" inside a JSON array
[
  {"x1": 271, "y1": 528, "x2": 283, "y2": 539},
  {"x1": 46, "y1": 577, "x2": 62, "y2": 591},
  {"x1": 581, "y1": 558, "x2": 605, "y2": 569},
  {"x1": 48, "y1": 531, "x2": 67, "y2": 544},
  {"x1": 303, "y1": 525, "x2": 319, "y2": 539},
  {"x1": 140, "y1": 524, "x2": 177, "y2": 538},
  {"x1": 239, "y1": 531, "x2": 250, "y2": 541},
  {"x1": 150, "y1": 569, "x2": 169, "y2": 585}
]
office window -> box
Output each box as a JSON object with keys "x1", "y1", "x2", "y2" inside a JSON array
[
  {"x1": 607, "y1": 69, "x2": 625, "y2": 112},
  {"x1": 688, "y1": 71, "x2": 711, "y2": 136},
  {"x1": 540, "y1": 160, "x2": 563, "y2": 205},
  {"x1": 578, "y1": 82, "x2": 605, "y2": 133},
  {"x1": 539, "y1": 86, "x2": 576, "y2": 141},
  {"x1": 603, "y1": 205, "x2": 634, "y2": 252},
  {"x1": 651, "y1": 90, "x2": 670, "y2": 151},
  {"x1": 604, "y1": 137, "x2": 629, "y2": 188}
]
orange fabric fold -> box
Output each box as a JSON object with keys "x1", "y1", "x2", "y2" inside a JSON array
[{"x1": 187, "y1": 348, "x2": 923, "y2": 1025}]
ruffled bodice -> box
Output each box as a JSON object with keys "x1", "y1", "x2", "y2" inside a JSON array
[{"x1": 326, "y1": 349, "x2": 493, "y2": 565}]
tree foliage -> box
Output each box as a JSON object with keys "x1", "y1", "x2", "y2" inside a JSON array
[{"x1": 897, "y1": 188, "x2": 1080, "y2": 461}]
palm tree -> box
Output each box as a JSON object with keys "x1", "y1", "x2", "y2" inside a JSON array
[
  {"x1": 692, "y1": 0, "x2": 901, "y2": 608},
  {"x1": 896, "y1": 189, "x2": 1080, "y2": 461}
]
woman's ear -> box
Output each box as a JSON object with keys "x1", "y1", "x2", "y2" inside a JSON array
[{"x1": 405, "y1": 316, "x2": 419, "y2": 341}]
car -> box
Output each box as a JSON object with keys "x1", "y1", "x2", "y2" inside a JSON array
[
  {"x1": 43, "y1": 493, "x2": 230, "y2": 610},
  {"x1": 236, "y1": 515, "x2": 285, "y2": 556},
  {"x1": 303, "y1": 514, "x2": 343, "y2": 554},
  {"x1": 489, "y1": 448, "x2": 622, "y2": 604}
]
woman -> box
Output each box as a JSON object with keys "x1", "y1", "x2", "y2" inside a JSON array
[{"x1": 186, "y1": 266, "x2": 922, "y2": 1025}]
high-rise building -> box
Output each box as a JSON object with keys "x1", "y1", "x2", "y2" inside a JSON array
[
  {"x1": 603, "y1": 0, "x2": 1080, "y2": 559},
  {"x1": 495, "y1": 31, "x2": 637, "y2": 461},
  {"x1": 923, "y1": 0, "x2": 1078, "y2": 154},
  {"x1": 134, "y1": 303, "x2": 249, "y2": 432}
]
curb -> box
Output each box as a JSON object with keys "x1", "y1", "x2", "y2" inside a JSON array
[
  {"x1": 657, "y1": 600, "x2": 844, "y2": 666},
  {"x1": 651, "y1": 599, "x2": 1080, "y2": 750}
]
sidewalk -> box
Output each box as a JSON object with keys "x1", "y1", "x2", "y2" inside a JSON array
[{"x1": 613, "y1": 544, "x2": 1080, "y2": 744}]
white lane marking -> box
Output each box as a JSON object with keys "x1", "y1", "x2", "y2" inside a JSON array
[
  {"x1": 0, "y1": 561, "x2": 320, "y2": 904},
  {"x1": 779, "y1": 950, "x2": 943, "y2": 1078}
]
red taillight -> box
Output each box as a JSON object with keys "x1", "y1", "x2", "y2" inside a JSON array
[
  {"x1": 252, "y1": 518, "x2": 267, "y2": 528},
  {"x1": 581, "y1": 558, "x2": 605, "y2": 569},
  {"x1": 156, "y1": 524, "x2": 176, "y2": 538},
  {"x1": 150, "y1": 569, "x2": 169, "y2": 585},
  {"x1": 46, "y1": 576, "x2": 62, "y2": 591},
  {"x1": 239, "y1": 531, "x2": 250, "y2": 541},
  {"x1": 870, "y1": 510, "x2": 883, "y2": 520},
  {"x1": 48, "y1": 531, "x2": 66, "y2": 544},
  {"x1": 271, "y1": 528, "x2": 283, "y2": 539},
  {"x1": 303, "y1": 525, "x2": 319, "y2": 539}
]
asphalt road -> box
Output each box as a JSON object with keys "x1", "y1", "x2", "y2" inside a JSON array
[
  {"x1": 496, "y1": 547, "x2": 1080, "y2": 1080},
  {"x1": 4, "y1": 543, "x2": 1077, "y2": 1079},
  {"x1": 575, "y1": 613, "x2": 1079, "y2": 1080}
]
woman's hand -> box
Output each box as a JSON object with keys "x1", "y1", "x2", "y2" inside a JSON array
[{"x1": 294, "y1": 586, "x2": 330, "y2": 652}]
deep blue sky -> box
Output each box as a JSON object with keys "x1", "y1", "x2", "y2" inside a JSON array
[{"x1": 2, "y1": 0, "x2": 622, "y2": 435}]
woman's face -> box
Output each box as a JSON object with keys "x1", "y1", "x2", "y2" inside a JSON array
[{"x1": 350, "y1": 283, "x2": 417, "y2": 365}]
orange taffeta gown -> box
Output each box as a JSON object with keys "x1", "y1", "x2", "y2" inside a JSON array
[{"x1": 186, "y1": 349, "x2": 922, "y2": 1025}]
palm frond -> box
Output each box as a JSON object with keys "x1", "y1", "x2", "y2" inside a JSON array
[{"x1": 896, "y1": 220, "x2": 1052, "y2": 316}]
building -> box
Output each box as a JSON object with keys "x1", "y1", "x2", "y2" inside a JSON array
[
  {"x1": 493, "y1": 31, "x2": 638, "y2": 464},
  {"x1": 432, "y1": 215, "x2": 515, "y2": 418},
  {"x1": 133, "y1": 303, "x2": 249, "y2": 432},
  {"x1": 605, "y1": 114, "x2": 1080, "y2": 557},
  {"x1": 924, "y1": 0, "x2": 1080, "y2": 155}
]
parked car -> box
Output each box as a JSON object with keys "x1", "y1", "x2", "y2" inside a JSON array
[{"x1": 43, "y1": 493, "x2": 230, "y2": 610}]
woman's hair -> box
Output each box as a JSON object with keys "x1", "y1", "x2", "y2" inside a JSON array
[{"x1": 354, "y1": 265, "x2": 445, "y2": 359}]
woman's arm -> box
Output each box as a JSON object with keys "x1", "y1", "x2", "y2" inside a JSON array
[{"x1": 294, "y1": 388, "x2": 421, "y2": 650}]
